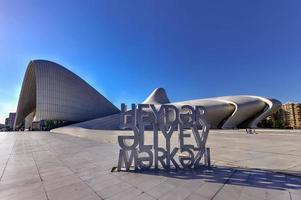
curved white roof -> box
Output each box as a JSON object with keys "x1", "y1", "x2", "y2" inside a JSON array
[
  {"x1": 14, "y1": 60, "x2": 281, "y2": 130},
  {"x1": 65, "y1": 88, "x2": 281, "y2": 130},
  {"x1": 14, "y1": 60, "x2": 120, "y2": 128}
]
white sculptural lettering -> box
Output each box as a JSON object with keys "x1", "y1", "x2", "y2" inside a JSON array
[{"x1": 117, "y1": 104, "x2": 210, "y2": 171}]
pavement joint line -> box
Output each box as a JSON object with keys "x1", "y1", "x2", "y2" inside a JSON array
[
  {"x1": 209, "y1": 169, "x2": 237, "y2": 200},
  {"x1": 286, "y1": 163, "x2": 301, "y2": 172},
  {"x1": 215, "y1": 146, "x2": 301, "y2": 157},
  {"x1": 211, "y1": 169, "x2": 253, "y2": 200},
  {"x1": 41, "y1": 137, "x2": 105, "y2": 200},
  {"x1": 0, "y1": 140, "x2": 15, "y2": 181},
  {"x1": 31, "y1": 151, "x2": 50, "y2": 200},
  {"x1": 289, "y1": 191, "x2": 293, "y2": 200}
]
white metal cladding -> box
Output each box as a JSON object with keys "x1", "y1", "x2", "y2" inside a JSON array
[
  {"x1": 14, "y1": 60, "x2": 120, "y2": 128},
  {"x1": 173, "y1": 95, "x2": 281, "y2": 129},
  {"x1": 248, "y1": 97, "x2": 282, "y2": 128},
  {"x1": 63, "y1": 88, "x2": 281, "y2": 130}
]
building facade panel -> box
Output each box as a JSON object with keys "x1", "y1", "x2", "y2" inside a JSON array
[
  {"x1": 280, "y1": 103, "x2": 301, "y2": 129},
  {"x1": 66, "y1": 89, "x2": 281, "y2": 130},
  {"x1": 14, "y1": 60, "x2": 120, "y2": 129},
  {"x1": 14, "y1": 60, "x2": 281, "y2": 131}
]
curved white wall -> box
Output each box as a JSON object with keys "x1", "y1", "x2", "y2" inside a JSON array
[
  {"x1": 14, "y1": 60, "x2": 120, "y2": 129},
  {"x1": 15, "y1": 64, "x2": 281, "y2": 130}
]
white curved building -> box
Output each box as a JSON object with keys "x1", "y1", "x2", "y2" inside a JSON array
[
  {"x1": 146, "y1": 89, "x2": 281, "y2": 129},
  {"x1": 15, "y1": 60, "x2": 281, "y2": 130},
  {"x1": 64, "y1": 88, "x2": 281, "y2": 130},
  {"x1": 14, "y1": 60, "x2": 120, "y2": 130}
]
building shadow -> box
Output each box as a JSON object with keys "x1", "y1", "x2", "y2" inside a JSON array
[{"x1": 126, "y1": 165, "x2": 301, "y2": 191}]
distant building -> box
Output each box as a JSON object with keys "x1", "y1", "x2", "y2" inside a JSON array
[
  {"x1": 5, "y1": 118, "x2": 9, "y2": 126},
  {"x1": 280, "y1": 103, "x2": 301, "y2": 129},
  {"x1": 0, "y1": 123, "x2": 6, "y2": 129},
  {"x1": 6, "y1": 113, "x2": 16, "y2": 130}
]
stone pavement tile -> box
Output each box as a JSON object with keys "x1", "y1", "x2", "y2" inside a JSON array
[
  {"x1": 40, "y1": 166, "x2": 74, "y2": 181},
  {"x1": 153, "y1": 175, "x2": 206, "y2": 200},
  {"x1": 85, "y1": 173, "x2": 117, "y2": 183},
  {"x1": 43, "y1": 174, "x2": 82, "y2": 192},
  {"x1": 163, "y1": 176, "x2": 189, "y2": 187},
  {"x1": 95, "y1": 181, "x2": 132, "y2": 199},
  {"x1": 249, "y1": 143, "x2": 300, "y2": 154},
  {"x1": 0, "y1": 182, "x2": 46, "y2": 200},
  {"x1": 60, "y1": 157, "x2": 91, "y2": 165},
  {"x1": 93, "y1": 161, "x2": 116, "y2": 171},
  {"x1": 247, "y1": 171, "x2": 286, "y2": 191},
  {"x1": 123, "y1": 173, "x2": 167, "y2": 191},
  {"x1": 36, "y1": 161, "x2": 65, "y2": 173},
  {"x1": 0, "y1": 174, "x2": 41, "y2": 188},
  {"x1": 182, "y1": 177, "x2": 206, "y2": 188},
  {"x1": 239, "y1": 187, "x2": 291, "y2": 200},
  {"x1": 3, "y1": 163, "x2": 37, "y2": 174},
  {"x1": 192, "y1": 181, "x2": 224, "y2": 199},
  {"x1": 9, "y1": 153, "x2": 33, "y2": 160},
  {"x1": 119, "y1": 172, "x2": 143, "y2": 183},
  {"x1": 69, "y1": 162, "x2": 97, "y2": 173},
  {"x1": 158, "y1": 185, "x2": 197, "y2": 200},
  {"x1": 227, "y1": 171, "x2": 250, "y2": 184},
  {"x1": 210, "y1": 169, "x2": 251, "y2": 200},
  {"x1": 84, "y1": 195, "x2": 104, "y2": 200},
  {"x1": 1, "y1": 191, "x2": 47, "y2": 200},
  {"x1": 39, "y1": 166, "x2": 70, "y2": 175},
  {"x1": 134, "y1": 193, "x2": 156, "y2": 200},
  {"x1": 1, "y1": 170, "x2": 41, "y2": 183},
  {"x1": 33, "y1": 153, "x2": 61, "y2": 164},
  {"x1": 2, "y1": 165, "x2": 38, "y2": 178},
  {"x1": 107, "y1": 186, "x2": 143, "y2": 200},
  {"x1": 210, "y1": 148, "x2": 270, "y2": 164},
  {"x1": 233, "y1": 154, "x2": 301, "y2": 171},
  {"x1": 290, "y1": 189, "x2": 301, "y2": 200},
  {"x1": 237, "y1": 187, "x2": 268, "y2": 200},
  {"x1": 146, "y1": 181, "x2": 177, "y2": 199},
  {"x1": 185, "y1": 192, "x2": 203, "y2": 200},
  {"x1": 6, "y1": 159, "x2": 36, "y2": 168},
  {"x1": 47, "y1": 182, "x2": 100, "y2": 200},
  {"x1": 0, "y1": 180, "x2": 43, "y2": 198},
  {"x1": 75, "y1": 168, "x2": 110, "y2": 181},
  {"x1": 265, "y1": 188, "x2": 292, "y2": 200},
  {"x1": 2, "y1": 131, "x2": 301, "y2": 200},
  {"x1": 85, "y1": 175, "x2": 122, "y2": 191},
  {"x1": 212, "y1": 184, "x2": 245, "y2": 200},
  {"x1": 288, "y1": 164, "x2": 301, "y2": 172},
  {"x1": 287, "y1": 148, "x2": 301, "y2": 156},
  {"x1": 134, "y1": 177, "x2": 166, "y2": 191},
  {"x1": 11, "y1": 149, "x2": 34, "y2": 155}
]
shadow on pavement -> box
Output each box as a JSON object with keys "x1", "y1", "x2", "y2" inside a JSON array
[{"x1": 126, "y1": 165, "x2": 301, "y2": 191}]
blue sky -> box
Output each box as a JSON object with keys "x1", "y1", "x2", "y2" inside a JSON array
[{"x1": 0, "y1": 0, "x2": 301, "y2": 123}]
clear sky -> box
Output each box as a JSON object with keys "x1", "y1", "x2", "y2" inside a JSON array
[{"x1": 0, "y1": 0, "x2": 301, "y2": 124}]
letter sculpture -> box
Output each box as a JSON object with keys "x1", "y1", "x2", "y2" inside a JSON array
[{"x1": 117, "y1": 104, "x2": 211, "y2": 171}]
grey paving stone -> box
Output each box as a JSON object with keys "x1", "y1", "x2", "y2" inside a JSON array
[
  {"x1": 95, "y1": 181, "x2": 132, "y2": 199},
  {"x1": 43, "y1": 174, "x2": 82, "y2": 192},
  {"x1": 135, "y1": 193, "x2": 157, "y2": 200},
  {"x1": 0, "y1": 131, "x2": 301, "y2": 200},
  {"x1": 106, "y1": 186, "x2": 143, "y2": 200},
  {"x1": 146, "y1": 181, "x2": 177, "y2": 198},
  {"x1": 46, "y1": 182, "x2": 100, "y2": 200}
]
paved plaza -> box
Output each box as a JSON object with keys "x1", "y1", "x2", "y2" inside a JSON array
[{"x1": 0, "y1": 130, "x2": 301, "y2": 200}]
